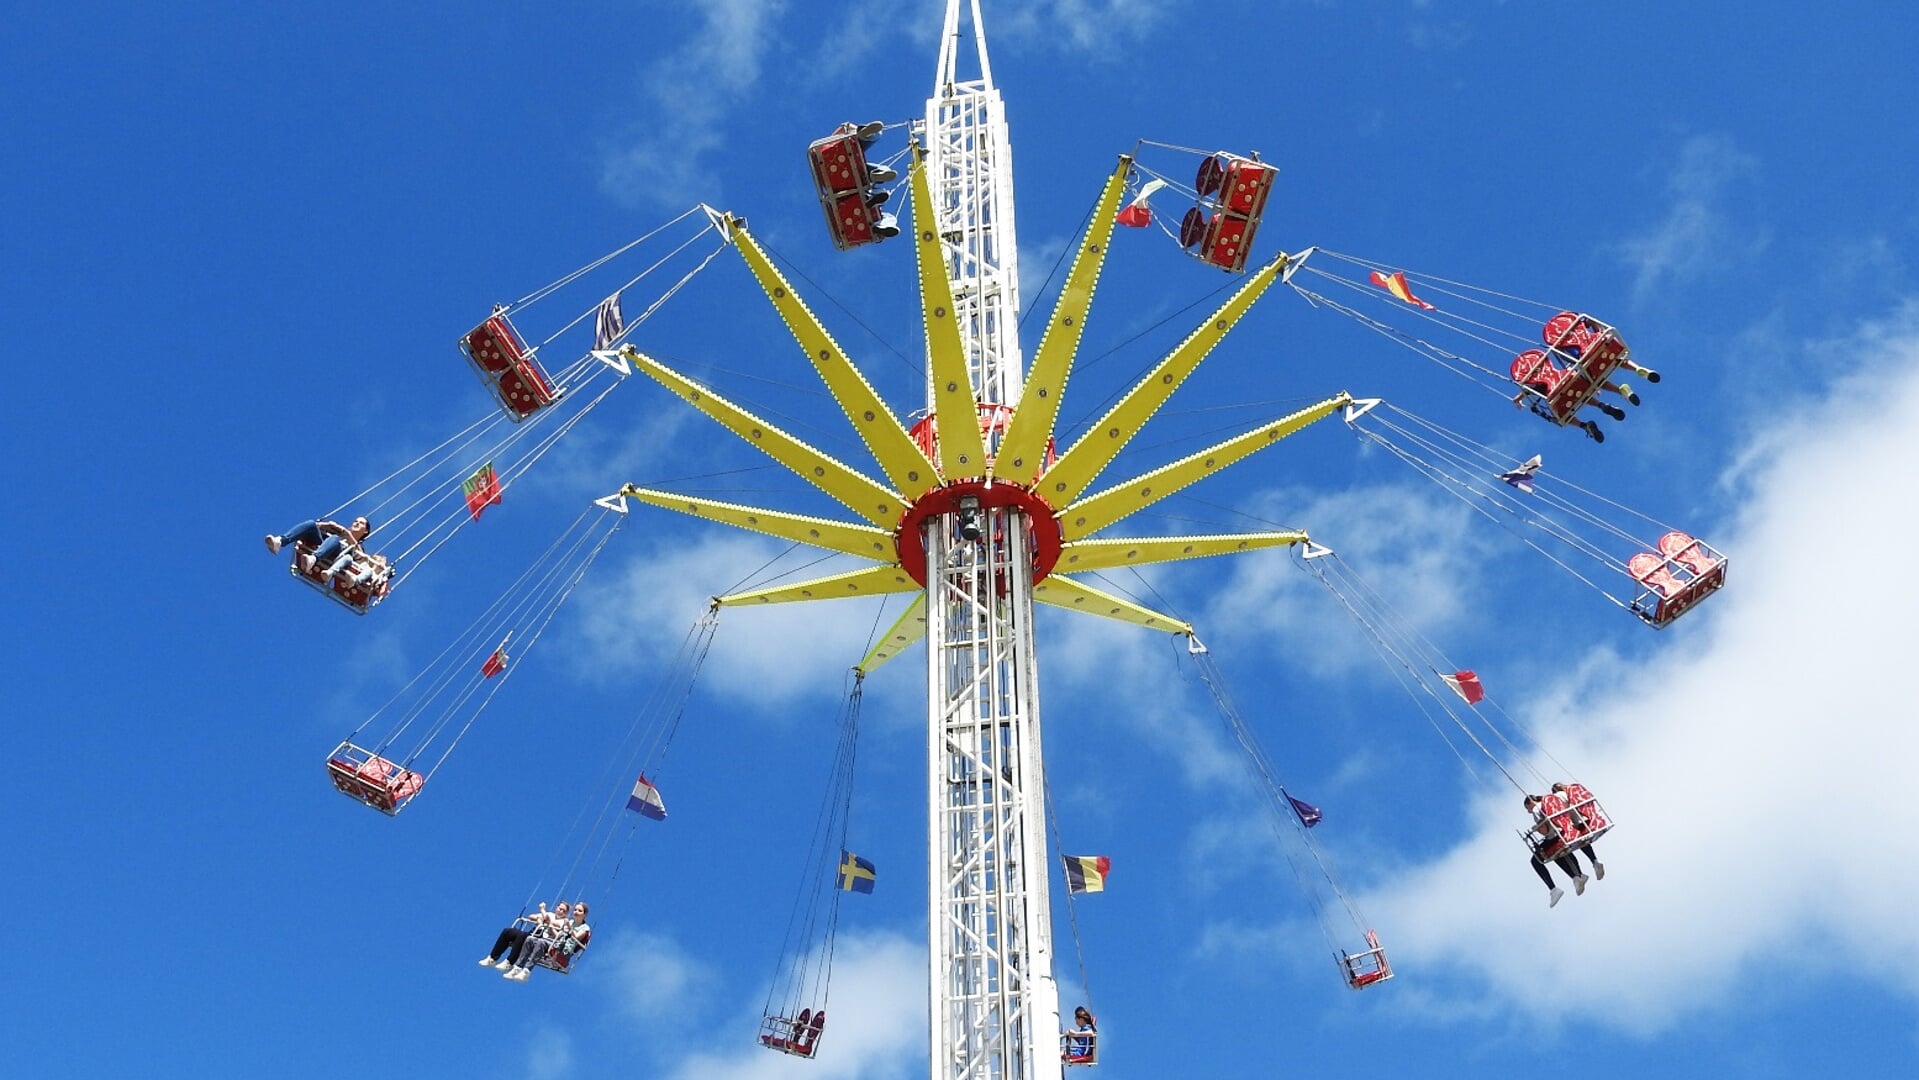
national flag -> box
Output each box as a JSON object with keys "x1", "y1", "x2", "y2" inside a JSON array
[
  {"x1": 462, "y1": 461, "x2": 503, "y2": 521},
  {"x1": 1063, "y1": 854, "x2": 1111, "y2": 894},
  {"x1": 1497, "y1": 454, "x2": 1544, "y2": 494},
  {"x1": 626, "y1": 774, "x2": 667, "y2": 820},
  {"x1": 479, "y1": 635, "x2": 510, "y2": 679},
  {"x1": 1369, "y1": 269, "x2": 1436, "y2": 310},
  {"x1": 1442, "y1": 669, "x2": 1486, "y2": 705},
  {"x1": 838, "y1": 850, "x2": 876, "y2": 893},
  {"x1": 1115, "y1": 179, "x2": 1168, "y2": 228},
  {"x1": 593, "y1": 291, "x2": 626, "y2": 351},
  {"x1": 1284, "y1": 791, "x2": 1323, "y2": 828}
]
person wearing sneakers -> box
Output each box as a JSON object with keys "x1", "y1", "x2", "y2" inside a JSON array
[
  {"x1": 1525, "y1": 794, "x2": 1588, "y2": 907},
  {"x1": 1546, "y1": 313, "x2": 1662, "y2": 386},
  {"x1": 266, "y1": 516, "x2": 374, "y2": 582},
  {"x1": 1509, "y1": 351, "x2": 1626, "y2": 443},
  {"x1": 1552, "y1": 782, "x2": 1605, "y2": 882},
  {"x1": 514, "y1": 901, "x2": 591, "y2": 978},
  {"x1": 480, "y1": 901, "x2": 568, "y2": 979}
]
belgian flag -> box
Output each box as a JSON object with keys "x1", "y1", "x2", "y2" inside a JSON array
[{"x1": 1063, "y1": 854, "x2": 1111, "y2": 894}]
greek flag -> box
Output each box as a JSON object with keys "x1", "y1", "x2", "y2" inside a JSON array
[{"x1": 593, "y1": 291, "x2": 625, "y2": 351}]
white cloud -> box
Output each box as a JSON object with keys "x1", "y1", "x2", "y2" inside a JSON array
[
  {"x1": 1342, "y1": 303, "x2": 1919, "y2": 1031},
  {"x1": 659, "y1": 931, "x2": 927, "y2": 1080},
  {"x1": 525, "y1": 1022, "x2": 576, "y2": 1080},
  {"x1": 1039, "y1": 591, "x2": 1246, "y2": 789},
  {"x1": 804, "y1": 0, "x2": 921, "y2": 82},
  {"x1": 569, "y1": 530, "x2": 904, "y2": 707},
  {"x1": 601, "y1": 0, "x2": 790, "y2": 208},
  {"x1": 1201, "y1": 480, "x2": 1498, "y2": 678},
  {"x1": 600, "y1": 929, "x2": 719, "y2": 1026},
  {"x1": 1617, "y1": 134, "x2": 1767, "y2": 301},
  {"x1": 996, "y1": 0, "x2": 1166, "y2": 55}
]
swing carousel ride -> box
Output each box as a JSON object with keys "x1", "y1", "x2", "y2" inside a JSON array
[{"x1": 269, "y1": 2, "x2": 1725, "y2": 1077}]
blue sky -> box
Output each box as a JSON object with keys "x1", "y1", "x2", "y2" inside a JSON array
[{"x1": 9, "y1": 1, "x2": 1919, "y2": 1077}]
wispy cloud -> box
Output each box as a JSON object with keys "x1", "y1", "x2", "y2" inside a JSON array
[
  {"x1": 568, "y1": 530, "x2": 900, "y2": 707},
  {"x1": 1201, "y1": 481, "x2": 1498, "y2": 678},
  {"x1": 601, "y1": 0, "x2": 790, "y2": 209},
  {"x1": 600, "y1": 929, "x2": 719, "y2": 1026},
  {"x1": 657, "y1": 931, "x2": 926, "y2": 1079},
  {"x1": 997, "y1": 0, "x2": 1167, "y2": 54},
  {"x1": 524, "y1": 1021, "x2": 576, "y2": 1080},
  {"x1": 1335, "y1": 303, "x2": 1919, "y2": 1031},
  {"x1": 1617, "y1": 134, "x2": 1767, "y2": 301}
]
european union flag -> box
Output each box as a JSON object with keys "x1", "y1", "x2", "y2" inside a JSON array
[{"x1": 838, "y1": 850, "x2": 876, "y2": 894}]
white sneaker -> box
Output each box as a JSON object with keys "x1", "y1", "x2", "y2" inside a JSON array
[
  {"x1": 1594, "y1": 862, "x2": 1606, "y2": 880},
  {"x1": 265, "y1": 535, "x2": 283, "y2": 554},
  {"x1": 479, "y1": 956, "x2": 498, "y2": 967},
  {"x1": 1548, "y1": 886, "x2": 1565, "y2": 908},
  {"x1": 1573, "y1": 874, "x2": 1589, "y2": 896}
]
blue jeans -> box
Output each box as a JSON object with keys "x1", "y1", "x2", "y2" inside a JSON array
[{"x1": 283, "y1": 520, "x2": 346, "y2": 568}]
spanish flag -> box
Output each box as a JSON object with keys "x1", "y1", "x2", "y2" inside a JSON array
[
  {"x1": 1369, "y1": 270, "x2": 1436, "y2": 311},
  {"x1": 1063, "y1": 854, "x2": 1111, "y2": 894}
]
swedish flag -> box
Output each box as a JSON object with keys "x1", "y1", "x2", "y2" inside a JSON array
[{"x1": 838, "y1": 850, "x2": 876, "y2": 894}]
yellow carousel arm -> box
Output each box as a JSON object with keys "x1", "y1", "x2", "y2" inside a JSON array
[
  {"x1": 1037, "y1": 252, "x2": 1291, "y2": 506},
  {"x1": 909, "y1": 143, "x2": 989, "y2": 479},
  {"x1": 993, "y1": 155, "x2": 1133, "y2": 484},
  {"x1": 726, "y1": 223, "x2": 940, "y2": 501},
  {"x1": 620, "y1": 487, "x2": 895, "y2": 561},
  {"x1": 623, "y1": 346, "x2": 907, "y2": 528},
  {"x1": 1059, "y1": 393, "x2": 1352, "y2": 541}
]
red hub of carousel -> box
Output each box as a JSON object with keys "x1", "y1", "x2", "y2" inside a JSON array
[{"x1": 894, "y1": 479, "x2": 1063, "y2": 588}]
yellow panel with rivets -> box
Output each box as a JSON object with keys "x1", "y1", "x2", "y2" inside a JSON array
[
  {"x1": 1059, "y1": 393, "x2": 1352, "y2": 540},
  {"x1": 856, "y1": 594, "x2": 928, "y2": 675},
  {"x1": 729, "y1": 229, "x2": 940, "y2": 501},
  {"x1": 1036, "y1": 252, "x2": 1289, "y2": 507},
  {"x1": 993, "y1": 155, "x2": 1133, "y2": 485},
  {"x1": 716, "y1": 564, "x2": 921, "y2": 607},
  {"x1": 621, "y1": 487, "x2": 894, "y2": 561},
  {"x1": 910, "y1": 145, "x2": 989, "y2": 478},
  {"x1": 1055, "y1": 531, "x2": 1309, "y2": 573},
  {"x1": 626, "y1": 347, "x2": 906, "y2": 528},
  {"x1": 1032, "y1": 574, "x2": 1192, "y2": 634}
]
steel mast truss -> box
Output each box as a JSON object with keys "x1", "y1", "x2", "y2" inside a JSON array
[{"x1": 927, "y1": 0, "x2": 1023, "y2": 408}]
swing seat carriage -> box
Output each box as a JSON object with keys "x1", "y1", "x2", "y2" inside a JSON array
[
  {"x1": 1180, "y1": 152, "x2": 1278, "y2": 273},
  {"x1": 1524, "y1": 784, "x2": 1614, "y2": 861},
  {"x1": 1338, "y1": 929, "x2": 1393, "y2": 990},
  {"x1": 759, "y1": 1008, "x2": 826, "y2": 1057},
  {"x1": 1511, "y1": 312, "x2": 1640, "y2": 427},
  {"x1": 289, "y1": 540, "x2": 392, "y2": 615},
  {"x1": 326, "y1": 741, "x2": 424, "y2": 815},
  {"x1": 1627, "y1": 531, "x2": 1727, "y2": 629},
  {"x1": 509, "y1": 915, "x2": 590, "y2": 974},
  {"x1": 461, "y1": 313, "x2": 561, "y2": 421},
  {"x1": 1061, "y1": 1029, "x2": 1100, "y2": 1066},
  {"x1": 807, "y1": 122, "x2": 894, "y2": 251}
]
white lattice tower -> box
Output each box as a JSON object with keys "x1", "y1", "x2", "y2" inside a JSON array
[{"x1": 923, "y1": 4, "x2": 1058, "y2": 1079}]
